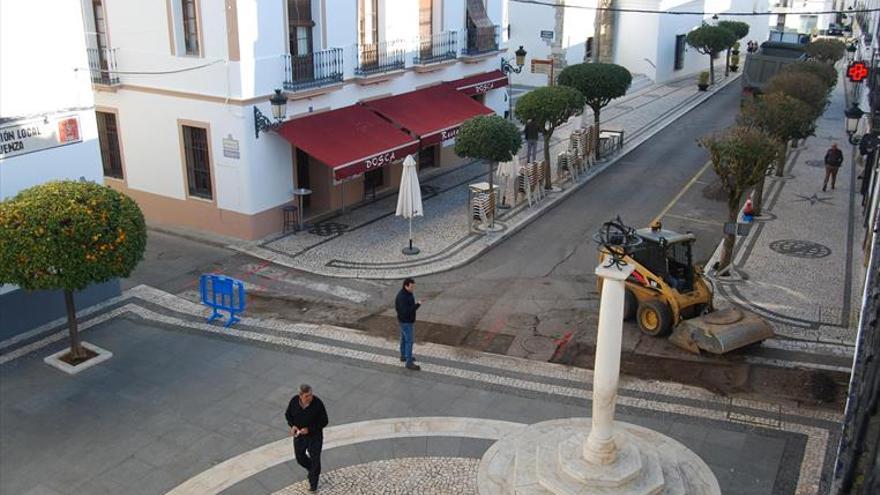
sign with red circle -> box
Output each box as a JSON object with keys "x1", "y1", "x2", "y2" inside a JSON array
[{"x1": 848, "y1": 61, "x2": 870, "y2": 83}]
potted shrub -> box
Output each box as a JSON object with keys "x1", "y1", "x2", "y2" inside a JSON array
[
  {"x1": 730, "y1": 52, "x2": 740, "y2": 72},
  {"x1": 698, "y1": 71, "x2": 710, "y2": 91}
]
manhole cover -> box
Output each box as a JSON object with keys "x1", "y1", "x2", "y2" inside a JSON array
[
  {"x1": 308, "y1": 222, "x2": 348, "y2": 236},
  {"x1": 769, "y1": 239, "x2": 831, "y2": 259},
  {"x1": 805, "y1": 159, "x2": 825, "y2": 168},
  {"x1": 420, "y1": 184, "x2": 438, "y2": 195},
  {"x1": 520, "y1": 335, "x2": 557, "y2": 354}
]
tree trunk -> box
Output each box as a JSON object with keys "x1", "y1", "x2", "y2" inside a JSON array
[
  {"x1": 64, "y1": 289, "x2": 85, "y2": 359},
  {"x1": 709, "y1": 54, "x2": 715, "y2": 84},
  {"x1": 752, "y1": 174, "x2": 766, "y2": 216},
  {"x1": 593, "y1": 110, "x2": 601, "y2": 161},
  {"x1": 543, "y1": 131, "x2": 553, "y2": 190},
  {"x1": 718, "y1": 208, "x2": 738, "y2": 271},
  {"x1": 725, "y1": 48, "x2": 730, "y2": 77},
  {"x1": 775, "y1": 141, "x2": 788, "y2": 177}
]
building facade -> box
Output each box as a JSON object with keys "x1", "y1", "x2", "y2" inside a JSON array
[
  {"x1": 80, "y1": 0, "x2": 509, "y2": 240},
  {"x1": 508, "y1": 0, "x2": 771, "y2": 86},
  {"x1": 1, "y1": 0, "x2": 119, "y2": 338}
]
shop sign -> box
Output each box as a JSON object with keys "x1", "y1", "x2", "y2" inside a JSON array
[
  {"x1": 541, "y1": 30, "x2": 554, "y2": 40},
  {"x1": 364, "y1": 150, "x2": 398, "y2": 170},
  {"x1": 0, "y1": 115, "x2": 82, "y2": 160},
  {"x1": 222, "y1": 134, "x2": 240, "y2": 159}
]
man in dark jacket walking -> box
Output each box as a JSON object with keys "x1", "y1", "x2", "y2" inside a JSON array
[
  {"x1": 524, "y1": 120, "x2": 540, "y2": 163},
  {"x1": 395, "y1": 278, "x2": 422, "y2": 370},
  {"x1": 823, "y1": 143, "x2": 845, "y2": 191},
  {"x1": 286, "y1": 384, "x2": 329, "y2": 492}
]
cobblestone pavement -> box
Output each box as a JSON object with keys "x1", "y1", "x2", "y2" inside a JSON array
[
  {"x1": 0, "y1": 285, "x2": 842, "y2": 494},
  {"x1": 707, "y1": 71, "x2": 864, "y2": 368},
  {"x1": 230, "y1": 75, "x2": 741, "y2": 280}
]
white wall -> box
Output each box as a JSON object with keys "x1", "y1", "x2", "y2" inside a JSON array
[
  {"x1": 614, "y1": 7, "x2": 660, "y2": 80},
  {"x1": 507, "y1": 2, "x2": 557, "y2": 86}
]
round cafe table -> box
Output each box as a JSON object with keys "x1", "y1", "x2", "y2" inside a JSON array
[{"x1": 292, "y1": 188, "x2": 312, "y2": 232}]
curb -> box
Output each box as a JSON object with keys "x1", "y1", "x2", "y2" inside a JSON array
[{"x1": 233, "y1": 74, "x2": 742, "y2": 280}]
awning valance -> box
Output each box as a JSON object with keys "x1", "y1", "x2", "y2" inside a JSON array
[
  {"x1": 364, "y1": 84, "x2": 494, "y2": 147},
  {"x1": 276, "y1": 105, "x2": 419, "y2": 181},
  {"x1": 446, "y1": 70, "x2": 508, "y2": 96}
]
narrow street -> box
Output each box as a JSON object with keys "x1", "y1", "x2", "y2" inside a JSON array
[{"x1": 126, "y1": 82, "x2": 849, "y2": 410}]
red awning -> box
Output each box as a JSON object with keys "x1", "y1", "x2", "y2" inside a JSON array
[
  {"x1": 277, "y1": 105, "x2": 419, "y2": 181},
  {"x1": 446, "y1": 69, "x2": 508, "y2": 96},
  {"x1": 364, "y1": 84, "x2": 494, "y2": 147}
]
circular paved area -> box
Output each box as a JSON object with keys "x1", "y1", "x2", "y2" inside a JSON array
[{"x1": 274, "y1": 457, "x2": 478, "y2": 494}]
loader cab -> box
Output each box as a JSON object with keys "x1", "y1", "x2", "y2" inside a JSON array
[{"x1": 632, "y1": 225, "x2": 696, "y2": 293}]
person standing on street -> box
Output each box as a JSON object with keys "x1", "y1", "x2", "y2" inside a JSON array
[
  {"x1": 525, "y1": 119, "x2": 540, "y2": 163},
  {"x1": 286, "y1": 384, "x2": 329, "y2": 492},
  {"x1": 823, "y1": 143, "x2": 844, "y2": 191},
  {"x1": 396, "y1": 278, "x2": 422, "y2": 371}
]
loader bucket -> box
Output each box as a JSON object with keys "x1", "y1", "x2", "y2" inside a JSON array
[{"x1": 668, "y1": 307, "x2": 775, "y2": 355}]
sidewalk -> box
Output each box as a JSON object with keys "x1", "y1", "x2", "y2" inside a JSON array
[
  {"x1": 0, "y1": 285, "x2": 841, "y2": 494},
  {"x1": 709, "y1": 72, "x2": 865, "y2": 349},
  {"x1": 224, "y1": 74, "x2": 741, "y2": 280}
]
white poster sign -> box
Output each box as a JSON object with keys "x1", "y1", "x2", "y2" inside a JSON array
[{"x1": 0, "y1": 116, "x2": 82, "y2": 160}]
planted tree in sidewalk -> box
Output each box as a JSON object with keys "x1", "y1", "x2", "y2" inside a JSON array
[
  {"x1": 765, "y1": 72, "x2": 830, "y2": 118},
  {"x1": 738, "y1": 93, "x2": 816, "y2": 211},
  {"x1": 514, "y1": 85, "x2": 584, "y2": 189},
  {"x1": 455, "y1": 114, "x2": 522, "y2": 207},
  {"x1": 716, "y1": 20, "x2": 750, "y2": 76},
  {"x1": 806, "y1": 38, "x2": 847, "y2": 64},
  {"x1": 0, "y1": 181, "x2": 147, "y2": 363},
  {"x1": 558, "y1": 62, "x2": 632, "y2": 161},
  {"x1": 700, "y1": 127, "x2": 778, "y2": 271},
  {"x1": 686, "y1": 25, "x2": 737, "y2": 84},
  {"x1": 779, "y1": 60, "x2": 838, "y2": 91}
]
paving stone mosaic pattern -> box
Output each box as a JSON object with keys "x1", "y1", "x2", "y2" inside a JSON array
[{"x1": 274, "y1": 457, "x2": 479, "y2": 495}]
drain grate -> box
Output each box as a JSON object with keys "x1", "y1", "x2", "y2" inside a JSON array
[
  {"x1": 769, "y1": 239, "x2": 831, "y2": 259},
  {"x1": 308, "y1": 222, "x2": 348, "y2": 236}
]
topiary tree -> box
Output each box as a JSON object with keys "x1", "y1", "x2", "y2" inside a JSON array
[
  {"x1": 455, "y1": 114, "x2": 522, "y2": 220},
  {"x1": 717, "y1": 20, "x2": 750, "y2": 76},
  {"x1": 806, "y1": 38, "x2": 846, "y2": 64},
  {"x1": 739, "y1": 93, "x2": 816, "y2": 209},
  {"x1": 779, "y1": 60, "x2": 838, "y2": 92},
  {"x1": 765, "y1": 72, "x2": 829, "y2": 121},
  {"x1": 686, "y1": 24, "x2": 737, "y2": 84},
  {"x1": 0, "y1": 181, "x2": 147, "y2": 362},
  {"x1": 700, "y1": 127, "x2": 778, "y2": 271},
  {"x1": 514, "y1": 85, "x2": 584, "y2": 189},
  {"x1": 558, "y1": 62, "x2": 632, "y2": 161}
]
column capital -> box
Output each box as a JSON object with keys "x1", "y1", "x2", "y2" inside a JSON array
[{"x1": 594, "y1": 262, "x2": 634, "y2": 281}]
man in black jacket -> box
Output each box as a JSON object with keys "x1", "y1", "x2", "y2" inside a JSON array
[
  {"x1": 395, "y1": 278, "x2": 422, "y2": 371},
  {"x1": 286, "y1": 384, "x2": 329, "y2": 492},
  {"x1": 823, "y1": 143, "x2": 845, "y2": 191}
]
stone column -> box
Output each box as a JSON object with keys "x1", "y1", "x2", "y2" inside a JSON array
[{"x1": 583, "y1": 260, "x2": 634, "y2": 465}]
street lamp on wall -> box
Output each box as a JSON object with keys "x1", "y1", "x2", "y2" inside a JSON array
[
  {"x1": 254, "y1": 89, "x2": 288, "y2": 139},
  {"x1": 847, "y1": 42, "x2": 858, "y2": 62},
  {"x1": 845, "y1": 102, "x2": 865, "y2": 145},
  {"x1": 501, "y1": 46, "x2": 527, "y2": 120}
]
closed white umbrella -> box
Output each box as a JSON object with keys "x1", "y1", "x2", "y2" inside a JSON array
[
  {"x1": 396, "y1": 154, "x2": 423, "y2": 255},
  {"x1": 496, "y1": 156, "x2": 516, "y2": 208}
]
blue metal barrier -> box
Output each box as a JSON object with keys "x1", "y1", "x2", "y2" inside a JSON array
[{"x1": 199, "y1": 274, "x2": 246, "y2": 328}]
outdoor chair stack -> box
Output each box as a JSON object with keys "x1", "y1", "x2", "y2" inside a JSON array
[
  {"x1": 471, "y1": 191, "x2": 495, "y2": 227},
  {"x1": 517, "y1": 161, "x2": 544, "y2": 207},
  {"x1": 557, "y1": 151, "x2": 575, "y2": 182}
]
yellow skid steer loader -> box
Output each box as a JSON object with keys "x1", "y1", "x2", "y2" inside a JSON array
[{"x1": 598, "y1": 222, "x2": 774, "y2": 355}]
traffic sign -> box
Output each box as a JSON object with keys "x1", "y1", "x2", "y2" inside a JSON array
[{"x1": 848, "y1": 61, "x2": 870, "y2": 83}]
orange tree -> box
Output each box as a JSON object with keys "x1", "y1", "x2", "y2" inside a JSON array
[
  {"x1": 806, "y1": 38, "x2": 846, "y2": 64},
  {"x1": 0, "y1": 181, "x2": 146, "y2": 360},
  {"x1": 779, "y1": 60, "x2": 838, "y2": 92},
  {"x1": 558, "y1": 62, "x2": 632, "y2": 161},
  {"x1": 700, "y1": 127, "x2": 778, "y2": 270},
  {"x1": 514, "y1": 85, "x2": 584, "y2": 189}
]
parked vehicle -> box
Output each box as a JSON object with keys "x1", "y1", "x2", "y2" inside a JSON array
[
  {"x1": 741, "y1": 41, "x2": 808, "y2": 97},
  {"x1": 827, "y1": 24, "x2": 844, "y2": 36}
]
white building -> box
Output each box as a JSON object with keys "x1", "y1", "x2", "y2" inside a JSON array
[
  {"x1": 508, "y1": 0, "x2": 770, "y2": 86},
  {"x1": 79, "y1": 0, "x2": 509, "y2": 241},
  {"x1": 0, "y1": 0, "x2": 117, "y2": 337},
  {"x1": 770, "y1": 0, "x2": 838, "y2": 35}
]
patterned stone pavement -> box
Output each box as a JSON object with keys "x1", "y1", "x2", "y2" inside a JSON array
[
  {"x1": 0, "y1": 285, "x2": 842, "y2": 494},
  {"x1": 231, "y1": 75, "x2": 742, "y2": 280}
]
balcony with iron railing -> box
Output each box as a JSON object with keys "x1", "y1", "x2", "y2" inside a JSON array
[
  {"x1": 282, "y1": 47, "x2": 344, "y2": 92},
  {"x1": 461, "y1": 25, "x2": 500, "y2": 58},
  {"x1": 87, "y1": 47, "x2": 120, "y2": 86},
  {"x1": 355, "y1": 40, "x2": 406, "y2": 78},
  {"x1": 413, "y1": 31, "x2": 458, "y2": 66}
]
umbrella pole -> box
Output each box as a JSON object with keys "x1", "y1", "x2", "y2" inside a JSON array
[
  {"x1": 402, "y1": 210, "x2": 420, "y2": 255},
  {"x1": 489, "y1": 162, "x2": 495, "y2": 228}
]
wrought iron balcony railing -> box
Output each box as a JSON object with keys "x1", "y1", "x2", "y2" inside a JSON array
[
  {"x1": 355, "y1": 40, "x2": 406, "y2": 77},
  {"x1": 462, "y1": 25, "x2": 500, "y2": 56},
  {"x1": 413, "y1": 31, "x2": 458, "y2": 65},
  {"x1": 87, "y1": 47, "x2": 120, "y2": 86},
  {"x1": 282, "y1": 48, "x2": 344, "y2": 92}
]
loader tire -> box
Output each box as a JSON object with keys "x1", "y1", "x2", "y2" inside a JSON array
[
  {"x1": 637, "y1": 300, "x2": 673, "y2": 337},
  {"x1": 623, "y1": 290, "x2": 637, "y2": 321}
]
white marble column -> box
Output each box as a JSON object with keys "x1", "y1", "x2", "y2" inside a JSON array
[{"x1": 583, "y1": 260, "x2": 634, "y2": 465}]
